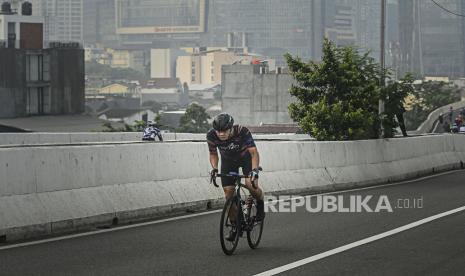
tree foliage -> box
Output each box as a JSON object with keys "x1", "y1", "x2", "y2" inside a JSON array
[
  {"x1": 285, "y1": 38, "x2": 414, "y2": 140},
  {"x1": 177, "y1": 103, "x2": 211, "y2": 133},
  {"x1": 101, "y1": 120, "x2": 146, "y2": 132},
  {"x1": 285, "y1": 39, "x2": 382, "y2": 140}
]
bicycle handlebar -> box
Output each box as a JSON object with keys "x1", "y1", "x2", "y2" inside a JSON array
[
  {"x1": 211, "y1": 167, "x2": 262, "y2": 188},
  {"x1": 216, "y1": 174, "x2": 249, "y2": 178}
]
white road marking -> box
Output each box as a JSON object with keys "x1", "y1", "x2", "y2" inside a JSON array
[
  {"x1": 254, "y1": 205, "x2": 465, "y2": 276},
  {"x1": 0, "y1": 169, "x2": 461, "y2": 250},
  {"x1": 0, "y1": 210, "x2": 221, "y2": 250},
  {"x1": 273, "y1": 169, "x2": 460, "y2": 204}
]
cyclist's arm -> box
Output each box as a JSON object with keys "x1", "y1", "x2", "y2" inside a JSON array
[
  {"x1": 247, "y1": 147, "x2": 260, "y2": 170},
  {"x1": 209, "y1": 152, "x2": 219, "y2": 170},
  {"x1": 207, "y1": 135, "x2": 219, "y2": 169}
]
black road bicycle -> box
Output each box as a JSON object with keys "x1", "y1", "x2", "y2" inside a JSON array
[{"x1": 211, "y1": 167, "x2": 264, "y2": 255}]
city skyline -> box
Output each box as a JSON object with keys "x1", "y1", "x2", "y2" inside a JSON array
[{"x1": 24, "y1": 0, "x2": 465, "y2": 78}]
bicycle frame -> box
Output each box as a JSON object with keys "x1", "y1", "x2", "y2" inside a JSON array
[
  {"x1": 215, "y1": 172, "x2": 254, "y2": 229},
  {"x1": 213, "y1": 167, "x2": 264, "y2": 254}
]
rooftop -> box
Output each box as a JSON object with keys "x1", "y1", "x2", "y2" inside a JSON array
[
  {"x1": 0, "y1": 115, "x2": 125, "y2": 132},
  {"x1": 146, "y1": 78, "x2": 180, "y2": 89}
]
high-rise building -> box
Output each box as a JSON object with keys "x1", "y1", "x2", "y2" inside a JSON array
[
  {"x1": 0, "y1": 3, "x2": 84, "y2": 118},
  {"x1": 354, "y1": 0, "x2": 382, "y2": 61},
  {"x1": 82, "y1": 0, "x2": 118, "y2": 46},
  {"x1": 109, "y1": 0, "x2": 325, "y2": 65},
  {"x1": 113, "y1": 0, "x2": 206, "y2": 48},
  {"x1": 323, "y1": 0, "x2": 384, "y2": 62},
  {"x1": 399, "y1": 0, "x2": 465, "y2": 78},
  {"x1": 324, "y1": 0, "x2": 358, "y2": 46},
  {"x1": 33, "y1": 0, "x2": 83, "y2": 44},
  {"x1": 205, "y1": 0, "x2": 325, "y2": 65}
]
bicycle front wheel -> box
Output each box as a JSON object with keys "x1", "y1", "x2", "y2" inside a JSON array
[
  {"x1": 246, "y1": 201, "x2": 264, "y2": 249},
  {"x1": 220, "y1": 197, "x2": 241, "y2": 255}
]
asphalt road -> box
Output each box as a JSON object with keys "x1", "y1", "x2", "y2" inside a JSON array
[{"x1": 1, "y1": 170, "x2": 465, "y2": 276}]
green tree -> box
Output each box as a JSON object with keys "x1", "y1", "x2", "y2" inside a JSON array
[
  {"x1": 101, "y1": 122, "x2": 117, "y2": 132},
  {"x1": 131, "y1": 120, "x2": 147, "y2": 132},
  {"x1": 102, "y1": 120, "x2": 153, "y2": 132},
  {"x1": 177, "y1": 103, "x2": 211, "y2": 133},
  {"x1": 285, "y1": 38, "x2": 382, "y2": 140}
]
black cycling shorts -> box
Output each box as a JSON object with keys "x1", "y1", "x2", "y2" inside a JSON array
[{"x1": 220, "y1": 153, "x2": 252, "y2": 187}]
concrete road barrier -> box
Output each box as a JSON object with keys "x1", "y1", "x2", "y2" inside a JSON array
[
  {"x1": 0, "y1": 133, "x2": 312, "y2": 146},
  {"x1": 0, "y1": 134, "x2": 464, "y2": 241}
]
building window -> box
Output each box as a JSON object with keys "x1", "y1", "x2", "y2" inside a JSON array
[
  {"x1": 26, "y1": 54, "x2": 49, "y2": 82},
  {"x1": 26, "y1": 55, "x2": 39, "y2": 81},
  {"x1": 42, "y1": 54, "x2": 50, "y2": 81},
  {"x1": 26, "y1": 87, "x2": 50, "y2": 115}
]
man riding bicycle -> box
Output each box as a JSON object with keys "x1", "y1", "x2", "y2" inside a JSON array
[{"x1": 207, "y1": 113, "x2": 265, "y2": 241}]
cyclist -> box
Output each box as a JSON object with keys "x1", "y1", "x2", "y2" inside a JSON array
[
  {"x1": 142, "y1": 121, "x2": 163, "y2": 141},
  {"x1": 207, "y1": 113, "x2": 265, "y2": 241}
]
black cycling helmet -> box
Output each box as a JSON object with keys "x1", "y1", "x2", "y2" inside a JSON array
[{"x1": 213, "y1": 113, "x2": 234, "y2": 131}]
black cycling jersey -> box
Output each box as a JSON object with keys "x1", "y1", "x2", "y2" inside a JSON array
[{"x1": 206, "y1": 125, "x2": 256, "y2": 160}]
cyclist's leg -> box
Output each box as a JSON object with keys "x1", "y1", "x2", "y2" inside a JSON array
[
  {"x1": 241, "y1": 153, "x2": 264, "y2": 201},
  {"x1": 221, "y1": 159, "x2": 239, "y2": 223},
  {"x1": 241, "y1": 154, "x2": 265, "y2": 220}
]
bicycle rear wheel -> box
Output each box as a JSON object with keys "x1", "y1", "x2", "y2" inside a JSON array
[
  {"x1": 246, "y1": 201, "x2": 264, "y2": 249},
  {"x1": 220, "y1": 197, "x2": 241, "y2": 255}
]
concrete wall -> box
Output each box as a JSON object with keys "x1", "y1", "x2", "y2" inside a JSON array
[
  {"x1": 176, "y1": 55, "x2": 192, "y2": 85},
  {"x1": 151, "y1": 48, "x2": 186, "y2": 79},
  {"x1": 150, "y1": 49, "x2": 171, "y2": 78},
  {"x1": 0, "y1": 135, "x2": 464, "y2": 241},
  {"x1": 0, "y1": 47, "x2": 84, "y2": 118},
  {"x1": 48, "y1": 48, "x2": 85, "y2": 114},
  {"x1": 222, "y1": 65, "x2": 295, "y2": 126},
  {"x1": 0, "y1": 133, "x2": 313, "y2": 145},
  {"x1": 0, "y1": 49, "x2": 26, "y2": 118}
]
